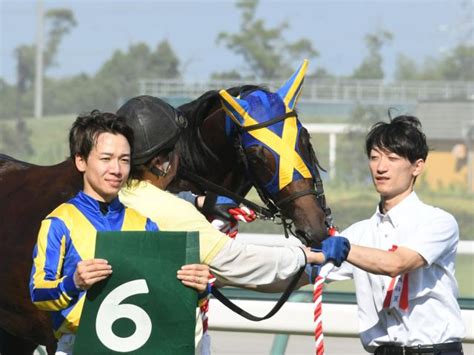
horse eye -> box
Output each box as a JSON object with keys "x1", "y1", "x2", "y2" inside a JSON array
[{"x1": 246, "y1": 146, "x2": 275, "y2": 185}]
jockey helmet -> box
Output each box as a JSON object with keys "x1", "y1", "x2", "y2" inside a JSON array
[{"x1": 117, "y1": 95, "x2": 187, "y2": 165}]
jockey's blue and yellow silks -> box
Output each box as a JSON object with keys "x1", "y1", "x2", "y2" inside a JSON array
[
  {"x1": 219, "y1": 59, "x2": 313, "y2": 195},
  {"x1": 29, "y1": 191, "x2": 158, "y2": 339}
]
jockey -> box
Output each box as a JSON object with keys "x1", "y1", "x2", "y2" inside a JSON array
[{"x1": 116, "y1": 95, "x2": 350, "y2": 354}]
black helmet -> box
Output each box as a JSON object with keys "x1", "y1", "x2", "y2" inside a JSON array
[{"x1": 117, "y1": 95, "x2": 187, "y2": 165}]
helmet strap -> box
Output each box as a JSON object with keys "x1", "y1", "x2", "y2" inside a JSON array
[
  {"x1": 148, "y1": 152, "x2": 173, "y2": 178},
  {"x1": 149, "y1": 161, "x2": 171, "y2": 177}
]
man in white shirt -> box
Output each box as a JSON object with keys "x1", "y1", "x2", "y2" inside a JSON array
[{"x1": 328, "y1": 115, "x2": 464, "y2": 354}]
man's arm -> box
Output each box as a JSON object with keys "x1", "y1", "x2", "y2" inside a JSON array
[
  {"x1": 30, "y1": 218, "x2": 81, "y2": 310},
  {"x1": 212, "y1": 237, "x2": 349, "y2": 289},
  {"x1": 347, "y1": 244, "x2": 426, "y2": 277}
]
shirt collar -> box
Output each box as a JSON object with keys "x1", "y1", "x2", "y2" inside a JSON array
[
  {"x1": 76, "y1": 190, "x2": 123, "y2": 214},
  {"x1": 375, "y1": 191, "x2": 419, "y2": 228}
]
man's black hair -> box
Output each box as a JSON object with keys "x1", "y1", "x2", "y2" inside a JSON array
[
  {"x1": 365, "y1": 115, "x2": 429, "y2": 163},
  {"x1": 69, "y1": 110, "x2": 134, "y2": 160}
]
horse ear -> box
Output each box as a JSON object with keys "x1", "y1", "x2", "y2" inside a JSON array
[
  {"x1": 277, "y1": 59, "x2": 309, "y2": 110},
  {"x1": 219, "y1": 89, "x2": 250, "y2": 127}
]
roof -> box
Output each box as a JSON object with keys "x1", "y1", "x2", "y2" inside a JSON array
[{"x1": 415, "y1": 101, "x2": 474, "y2": 141}]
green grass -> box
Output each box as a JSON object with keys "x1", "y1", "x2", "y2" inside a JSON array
[{"x1": 0, "y1": 115, "x2": 75, "y2": 164}]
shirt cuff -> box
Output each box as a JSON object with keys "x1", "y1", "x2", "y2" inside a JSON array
[
  {"x1": 62, "y1": 274, "x2": 81, "y2": 297},
  {"x1": 297, "y1": 246, "x2": 307, "y2": 266}
]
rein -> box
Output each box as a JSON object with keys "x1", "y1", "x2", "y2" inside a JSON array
[{"x1": 178, "y1": 169, "x2": 275, "y2": 220}]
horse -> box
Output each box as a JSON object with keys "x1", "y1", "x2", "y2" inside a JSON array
[{"x1": 0, "y1": 60, "x2": 330, "y2": 354}]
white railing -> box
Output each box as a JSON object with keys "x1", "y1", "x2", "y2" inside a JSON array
[
  {"x1": 207, "y1": 300, "x2": 474, "y2": 342},
  {"x1": 139, "y1": 78, "x2": 474, "y2": 104}
]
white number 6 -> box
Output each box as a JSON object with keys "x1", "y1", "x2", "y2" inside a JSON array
[{"x1": 95, "y1": 279, "x2": 152, "y2": 352}]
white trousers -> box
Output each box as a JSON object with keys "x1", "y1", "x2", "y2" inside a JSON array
[{"x1": 55, "y1": 334, "x2": 75, "y2": 355}]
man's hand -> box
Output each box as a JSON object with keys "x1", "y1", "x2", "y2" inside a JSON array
[
  {"x1": 320, "y1": 236, "x2": 351, "y2": 267},
  {"x1": 73, "y1": 259, "x2": 112, "y2": 290},
  {"x1": 304, "y1": 236, "x2": 350, "y2": 283}
]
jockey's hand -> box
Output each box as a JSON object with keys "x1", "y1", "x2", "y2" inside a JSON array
[
  {"x1": 73, "y1": 259, "x2": 112, "y2": 290},
  {"x1": 177, "y1": 264, "x2": 215, "y2": 294},
  {"x1": 200, "y1": 192, "x2": 256, "y2": 223}
]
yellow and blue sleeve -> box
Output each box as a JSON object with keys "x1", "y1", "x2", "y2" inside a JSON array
[{"x1": 30, "y1": 218, "x2": 80, "y2": 311}]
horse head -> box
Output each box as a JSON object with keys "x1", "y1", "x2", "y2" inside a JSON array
[
  {"x1": 175, "y1": 60, "x2": 330, "y2": 246},
  {"x1": 218, "y1": 60, "x2": 330, "y2": 246}
]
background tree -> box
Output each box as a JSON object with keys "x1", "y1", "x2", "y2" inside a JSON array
[
  {"x1": 393, "y1": 54, "x2": 419, "y2": 81},
  {"x1": 43, "y1": 9, "x2": 77, "y2": 69},
  {"x1": 395, "y1": 44, "x2": 474, "y2": 81},
  {"x1": 435, "y1": 44, "x2": 474, "y2": 80},
  {"x1": 9, "y1": 8, "x2": 76, "y2": 119},
  {"x1": 215, "y1": 0, "x2": 318, "y2": 79},
  {"x1": 14, "y1": 9, "x2": 76, "y2": 98},
  {"x1": 351, "y1": 29, "x2": 393, "y2": 79},
  {"x1": 210, "y1": 70, "x2": 243, "y2": 80},
  {"x1": 94, "y1": 40, "x2": 181, "y2": 110},
  {"x1": 149, "y1": 40, "x2": 181, "y2": 78}
]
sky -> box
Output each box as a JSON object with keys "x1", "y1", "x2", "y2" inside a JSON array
[{"x1": 0, "y1": 0, "x2": 470, "y2": 84}]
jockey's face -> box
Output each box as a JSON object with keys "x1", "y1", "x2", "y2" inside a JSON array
[{"x1": 75, "y1": 132, "x2": 131, "y2": 202}]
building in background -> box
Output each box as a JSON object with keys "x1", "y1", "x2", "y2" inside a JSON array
[{"x1": 416, "y1": 101, "x2": 474, "y2": 192}]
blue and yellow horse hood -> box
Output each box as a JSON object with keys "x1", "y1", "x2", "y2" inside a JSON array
[{"x1": 219, "y1": 60, "x2": 314, "y2": 196}]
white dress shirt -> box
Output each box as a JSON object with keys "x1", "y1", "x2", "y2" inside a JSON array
[{"x1": 328, "y1": 192, "x2": 464, "y2": 352}]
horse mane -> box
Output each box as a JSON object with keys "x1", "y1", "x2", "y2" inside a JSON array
[{"x1": 176, "y1": 85, "x2": 265, "y2": 175}]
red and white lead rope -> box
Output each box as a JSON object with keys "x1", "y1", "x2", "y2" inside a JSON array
[
  {"x1": 202, "y1": 208, "x2": 255, "y2": 354},
  {"x1": 313, "y1": 262, "x2": 335, "y2": 355},
  {"x1": 313, "y1": 227, "x2": 337, "y2": 355}
]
